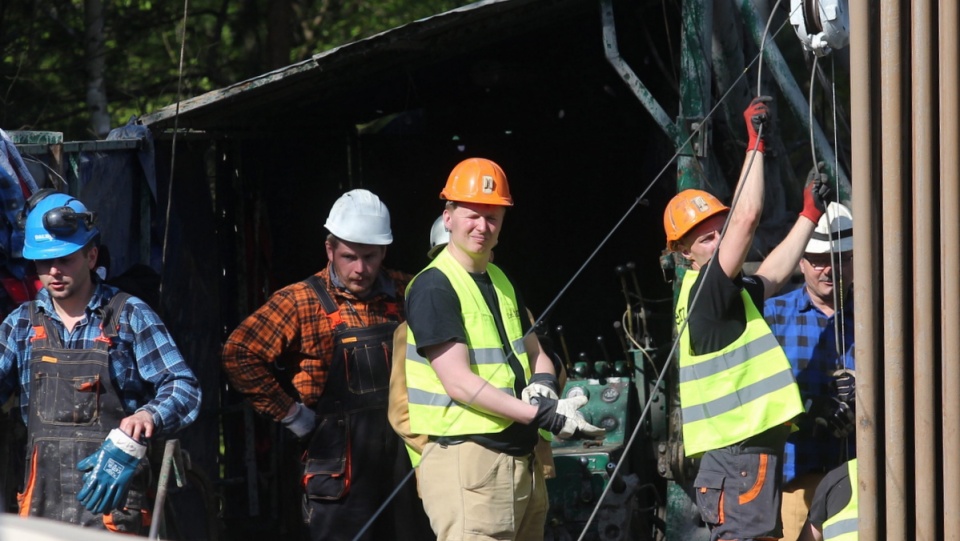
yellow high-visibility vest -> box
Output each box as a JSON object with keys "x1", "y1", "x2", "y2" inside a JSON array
[
  {"x1": 406, "y1": 249, "x2": 530, "y2": 436},
  {"x1": 675, "y1": 269, "x2": 803, "y2": 456},
  {"x1": 823, "y1": 459, "x2": 858, "y2": 541}
]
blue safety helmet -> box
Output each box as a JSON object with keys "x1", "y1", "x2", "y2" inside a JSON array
[{"x1": 21, "y1": 192, "x2": 99, "y2": 260}]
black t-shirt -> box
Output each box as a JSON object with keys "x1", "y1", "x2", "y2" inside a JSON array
[
  {"x1": 406, "y1": 266, "x2": 537, "y2": 455},
  {"x1": 686, "y1": 258, "x2": 765, "y2": 355},
  {"x1": 807, "y1": 461, "x2": 853, "y2": 528},
  {"x1": 685, "y1": 259, "x2": 789, "y2": 447}
]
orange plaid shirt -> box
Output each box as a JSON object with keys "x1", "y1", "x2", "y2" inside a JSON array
[{"x1": 221, "y1": 266, "x2": 411, "y2": 421}]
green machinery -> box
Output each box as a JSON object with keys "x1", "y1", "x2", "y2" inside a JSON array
[{"x1": 545, "y1": 350, "x2": 671, "y2": 541}]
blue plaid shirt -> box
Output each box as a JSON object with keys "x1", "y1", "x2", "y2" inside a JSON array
[
  {"x1": 0, "y1": 282, "x2": 201, "y2": 436},
  {"x1": 764, "y1": 286, "x2": 855, "y2": 483}
]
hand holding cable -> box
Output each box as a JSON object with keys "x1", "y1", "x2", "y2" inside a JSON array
[
  {"x1": 744, "y1": 96, "x2": 773, "y2": 154},
  {"x1": 532, "y1": 395, "x2": 606, "y2": 440},
  {"x1": 832, "y1": 369, "x2": 856, "y2": 405},
  {"x1": 800, "y1": 161, "x2": 833, "y2": 223},
  {"x1": 805, "y1": 396, "x2": 855, "y2": 439},
  {"x1": 76, "y1": 429, "x2": 147, "y2": 514}
]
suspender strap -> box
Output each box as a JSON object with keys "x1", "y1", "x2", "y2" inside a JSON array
[
  {"x1": 29, "y1": 301, "x2": 57, "y2": 347},
  {"x1": 96, "y1": 292, "x2": 130, "y2": 345},
  {"x1": 28, "y1": 291, "x2": 131, "y2": 349},
  {"x1": 304, "y1": 275, "x2": 348, "y2": 332}
]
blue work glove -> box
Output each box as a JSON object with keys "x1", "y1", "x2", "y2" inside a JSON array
[{"x1": 77, "y1": 429, "x2": 147, "y2": 515}]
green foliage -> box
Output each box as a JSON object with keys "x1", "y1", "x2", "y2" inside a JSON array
[{"x1": 1, "y1": 0, "x2": 473, "y2": 140}]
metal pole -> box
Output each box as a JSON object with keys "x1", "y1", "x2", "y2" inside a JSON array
[
  {"x1": 600, "y1": 0, "x2": 679, "y2": 143},
  {"x1": 149, "y1": 439, "x2": 184, "y2": 540},
  {"x1": 880, "y1": 0, "x2": 908, "y2": 538},
  {"x1": 849, "y1": 0, "x2": 879, "y2": 539},
  {"x1": 940, "y1": 1, "x2": 960, "y2": 539},
  {"x1": 911, "y1": 1, "x2": 938, "y2": 539}
]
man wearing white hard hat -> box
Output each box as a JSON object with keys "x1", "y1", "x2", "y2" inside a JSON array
[
  {"x1": 221, "y1": 189, "x2": 431, "y2": 541},
  {"x1": 764, "y1": 201, "x2": 857, "y2": 541}
]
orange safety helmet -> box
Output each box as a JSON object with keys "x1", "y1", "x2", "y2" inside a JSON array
[
  {"x1": 440, "y1": 158, "x2": 514, "y2": 206},
  {"x1": 663, "y1": 189, "x2": 729, "y2": 251}
]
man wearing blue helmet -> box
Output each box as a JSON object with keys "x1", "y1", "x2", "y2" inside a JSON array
[{"x1": 0, "y1": 191, "x2": 201, "y2": 533}]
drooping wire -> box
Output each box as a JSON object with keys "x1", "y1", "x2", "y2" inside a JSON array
[
  {"x1": 757, "y1": 0, "x2": 785, "y2": 96},
  {"x1": 808, "y1": 54, "x2": 820, "y2": 181},
  {"x1": 808, "y1": 52, "x2": 848, "y2": 370},
  {"x1": 829, "y1": 55, "x2": 848, "y2": 370},
  {"x1": 20, "y1": 155, "x2": 68, "y2": 189},
  {"x1": 158, "y1": 0, "x2": 190, "y2": 307}
]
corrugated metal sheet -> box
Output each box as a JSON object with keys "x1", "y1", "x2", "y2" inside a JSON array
[{"x1": 140, "y1": 0, "x2": 592, "y2": 132}]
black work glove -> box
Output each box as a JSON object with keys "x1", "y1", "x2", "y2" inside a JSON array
[
  {"x1": 800, "y1": 161, "x2": 833, "y2": 223},
  {"x1": 805, "y1": 396, "x2": 855, "y2": 439},
  {"x1": 832, "y1": 369, "x2": 856, "y2": 405},
  {"x1": 532, "y1": 395, "x2": 605, "y2": 440}
]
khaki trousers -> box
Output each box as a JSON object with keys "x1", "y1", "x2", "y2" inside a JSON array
[
  {"x1": 780, "y1": 473, "x2": 825, "y2": 541},
  {"x1": 419, "y1": 441, "x2": 548, "y2": 541}
]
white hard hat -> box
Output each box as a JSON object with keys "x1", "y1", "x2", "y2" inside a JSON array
[
  {"x1": 324, "y1": 189, "x2": 393, "y2": 245},
  {"x1": 806, "y1": 202, "x2": 853, "y2": 253},
  {"x1": 428, "y1": 215, "x2": 449, "y2": 259}
]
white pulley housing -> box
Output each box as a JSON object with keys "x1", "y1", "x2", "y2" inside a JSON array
[{"x1": 790, "y1": 0, "x2": 850, "y2": 57}]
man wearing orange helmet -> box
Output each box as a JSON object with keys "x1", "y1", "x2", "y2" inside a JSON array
[
  {"x1": 404, "y1": 158, "x2": 604, "y2": 540},
  {"x1": 664, "y1": 97, "x2": 832, "y2": 541}
]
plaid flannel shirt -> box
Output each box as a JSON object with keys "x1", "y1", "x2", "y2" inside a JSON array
[
  {"x1": 222, "y1": 266, "x2": 410, "y2": 421},
  {"x1": 764, "y1": 286, "x2": 856, "y2": 483},
  {"x1": 0, "y1": 282, "x2": 201, "y2": 436}
]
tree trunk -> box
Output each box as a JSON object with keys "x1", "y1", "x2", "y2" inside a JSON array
[
  {"x1": 266, "y1": 0, "x2": 293, "y2": 71},
  {"x1": 85, "y1": 0, "x2": 110, "y2": 138}
]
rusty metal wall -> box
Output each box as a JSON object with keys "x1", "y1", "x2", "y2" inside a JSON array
[{"x1": 850, "y1": 1, "x2": 959, "y2": 539}]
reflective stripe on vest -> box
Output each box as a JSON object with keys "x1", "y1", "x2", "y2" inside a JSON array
[
  {"x1": 406, "y1": 249, "x2": 530, "y2": 437},
  {"x1": 676, "y1": 269, "x2": 803, "y2": 456},
  {"x1": 823, "y1": 459, "x2": 859, "y2": 541}
]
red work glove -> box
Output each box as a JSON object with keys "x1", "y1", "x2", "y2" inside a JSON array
[
  {"x1": 800, "y1": 161, "x2": 832, "y2": 223},
  {"x1": 743, "y1": 96, "x2": 773, "y2": 154}
]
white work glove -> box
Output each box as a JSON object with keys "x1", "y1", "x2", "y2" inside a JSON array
[
  {"x1": 532, "y1": 395, "x2": 606, "y2": 440},
  {"x1": 281, "y1": 402, "x2": 317, "y2": 439},
  {"x1": 521, "y1": 373, "x2": 560, "y2": 404}
]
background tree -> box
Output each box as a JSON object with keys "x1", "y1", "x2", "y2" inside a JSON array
[{"x1": 1, "y1": 0, "x2": 472, "y2": 139}]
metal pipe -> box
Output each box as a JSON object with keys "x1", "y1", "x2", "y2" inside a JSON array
[
  {"x1": 880, "y1": 0, "x2": 908, "y2": 538},
  {"x1": 849, "y1": 0, "x2": 878, "y2": 538},
  {"x1": 149, "y1": 439, "x2": 185, "y2": 540},
  {"x1": 600, "y1": 0, "x2": 679, "y2": 143},
  {"x1": 940, "y1": 1, "x2": 960, "y2": 539},
  {"x1": 911, "y1": 2, "x2": 937, "y2": 539}
]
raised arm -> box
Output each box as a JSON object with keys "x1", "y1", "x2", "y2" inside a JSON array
[
  {"x1": 755, "y1": 164, "x2": 832, "y2": 299},
  {"x1": 716, "y1": 97, "x2": 771, "y2": 279}
]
